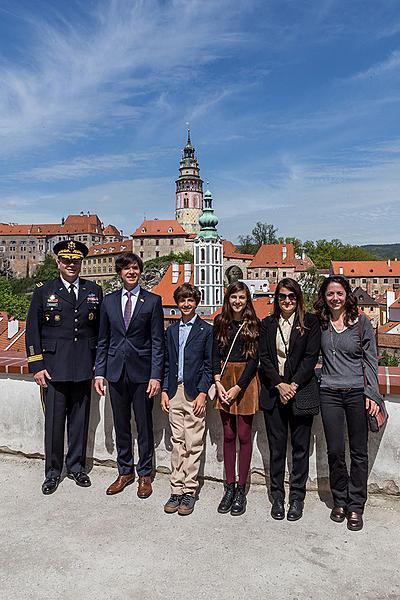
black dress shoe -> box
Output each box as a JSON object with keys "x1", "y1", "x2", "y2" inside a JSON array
[
  {"x1": 217, "y1": 483, "x2": 236, "y2": 514},
  {"x1": 67, "y1": 472, "x2": 91, "y2": 487},
  {"x1": 347, "y1": 511, "x2": 363, "y2": 531},
  {"x1": 330, "y1": 506, "x2": 346, "y2": 523},
  {"x1": 271, "y1": 498, "x2": 285, "y2": 520},
  {"x1": 287, "y1": 499, "x2": 304, "y2": 521},
  {"x1": 42, "y1": 477, "x2": 60, "y2": 495},
  {"x1": 230, "y1": 485, "x2": 247, "y2": 516}
]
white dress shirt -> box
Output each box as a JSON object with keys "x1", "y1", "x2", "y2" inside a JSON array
[
  {"x1": 276, "y1": 312, "x2": 296, "y2": 376},
  {"x1": 60, "y1": 276, "x2": 79, "y2": 299},
  {"x1": 121, "y1": 284, "x2": 141, "y2": 318}
]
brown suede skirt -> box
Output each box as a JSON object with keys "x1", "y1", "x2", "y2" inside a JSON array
[{"x1": 215, "y1": 361, "x2": 260, "y2": 416}]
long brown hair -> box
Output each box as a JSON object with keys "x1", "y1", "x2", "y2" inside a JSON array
[
  {"x1": 214, "y1": 282, "x2": 259, "y2": 358},
  {"x1": 314, "y1": 275, "x2": 358, "y2": 326},
  {"x1": 273, "y1": 278, "x2": 307, "y2": 334}
]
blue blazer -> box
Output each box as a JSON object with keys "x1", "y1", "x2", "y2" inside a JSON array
[
  {"x1": 163, "y1": 316, "x2": 213, "y2": 401},
  {"x1": 95, "y1": 287, "x2": 164, "y2": 383}
]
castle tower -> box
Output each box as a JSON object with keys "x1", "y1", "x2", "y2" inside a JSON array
[
  {"x1": 175, "y1": 128, "x2": 203, "y2": 234},
  {"x1": 194, "y1": 185, "x2": 224, "y2": 314}
]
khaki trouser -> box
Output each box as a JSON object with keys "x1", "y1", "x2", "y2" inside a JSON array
[{"x1": 169, "y1": 384, "x2": 206, "y2": 494}]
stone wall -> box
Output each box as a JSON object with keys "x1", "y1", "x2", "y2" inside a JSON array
[{"x1": 0, "y1": 374, "x2": 399, "y2": 495}]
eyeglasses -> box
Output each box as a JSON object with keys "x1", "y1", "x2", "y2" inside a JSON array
[{"x1": 278, "y1": 292, "x2": 297, "y2": 302}]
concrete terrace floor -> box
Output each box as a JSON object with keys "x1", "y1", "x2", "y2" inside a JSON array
[{"x1": 0, "y1": 455, "x2": 399, "y2": 600}]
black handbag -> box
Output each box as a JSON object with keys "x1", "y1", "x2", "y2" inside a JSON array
[{"x1": 277, "y1": 323, "x2": 320, "y2": 416}]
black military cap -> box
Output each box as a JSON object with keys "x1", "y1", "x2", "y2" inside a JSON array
[{"x1": 53, "y1": 239, "x2": 89, "y2": 260}]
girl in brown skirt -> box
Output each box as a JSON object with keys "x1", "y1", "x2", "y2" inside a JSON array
[{"x1": 212, "y1": 282, "x2": 260, "y2": 516}]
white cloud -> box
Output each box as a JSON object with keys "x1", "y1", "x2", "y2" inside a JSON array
[{"x1": 0, "y1": 0, "x2": 250, "y2": 156}]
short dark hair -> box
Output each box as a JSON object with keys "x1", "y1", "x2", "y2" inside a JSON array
[
  {"x1": 173, "y1": 283, "x2": 201, "y2": 306},
  {"x1": 115, "y1": 252, "x2": 144, "y2": 274}
]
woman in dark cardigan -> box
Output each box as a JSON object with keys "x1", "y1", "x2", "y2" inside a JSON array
[{"x1": 259, "y1": 278, "x2": 321, "y2": 522}]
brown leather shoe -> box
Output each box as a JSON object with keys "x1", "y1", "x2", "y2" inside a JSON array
[
  {"x1": 347, "y1": 511, "x2": 363, "y2": 531},
  {"x1": 106, "y1": 474, "x2": 134, "y2": 495},
  {"x1": 330, "y1": 506, "x2": 346, "y2": 523},
  {"x1": 137, "y1": 476, "x2": 152, "y2": 499}
]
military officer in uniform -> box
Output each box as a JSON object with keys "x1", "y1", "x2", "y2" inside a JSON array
[{"x1": 25, "y1": 240, "x2": 103, "y2": 495}]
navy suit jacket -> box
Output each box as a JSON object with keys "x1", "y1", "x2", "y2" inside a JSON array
[
  {"x1": 95, "y1": 287, "x2": 164, "y2": 383},
  {"x1": 162, "y1": 316, "x2": 213, "y2": 401}
]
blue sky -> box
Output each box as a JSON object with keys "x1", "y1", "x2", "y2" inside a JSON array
[{"x1": 0, "y1": 0, "x2": 399, "y2": 244}]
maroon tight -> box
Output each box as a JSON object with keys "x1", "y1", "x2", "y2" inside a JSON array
[{"x1": 220, "y1": 411, "x2": 254, "y2": 486}]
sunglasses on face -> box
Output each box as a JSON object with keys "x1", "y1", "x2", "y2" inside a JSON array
[{"x1": 278, "y1": 292, "x2": 297, "y2": 302}]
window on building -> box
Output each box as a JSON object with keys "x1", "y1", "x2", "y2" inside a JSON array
[
  {"x1": 155, "y1": 239, "x2": 159, "y2": 246},
  {"x1": 216, "y1": 289, "x2": 220, "y2": 303},
  {"x1": 200, "y1": 268, "x2": 205, "y2": 283},
  {"x1": 109, "y1": 267, "x2": 113, "y2": 273},
  {"x1": 395, "y1": 279, "x2": 399, "y2": 284},
  {"x1": 140, "y1": 251, "x2": 144, "y2": 258},
  {"x1": 254, "y1": 272, "x2": 259, "y2": 278},
  {"x1": 170, "y1": 239, "x2": 174, "y2": 245},
  {"x1": 373, "y1": 278, "x2": 378, "y2": 283},
  {"x1": 282, "y1": 271, "x2": 287, "y2": 277},
  {"x1": 170, "y1": 309, "x2": 176, "y2": 315},
  {"x1": 215, "y1": 249, "x2": 219, "y2": 261},
  {"x1": 140, "y1": 239, "x2": 144, "y2": 246},
  {"x1": 272, "y1": 271, "x2": 277, "y2": 277},
  {"x1": 184, "y1": 198, "x2": 189, "y2": 208},
  {"x1": 362, "y1": 279, "x2": 366, "y2": 283},
  {"x1": 370, "y1": 307, "x2": 374, "y2": 312},
  {"x1": 351, "y1": 278, "x2": 356, "y2": 284},
  {"x1": 155, "y1": 251, "x2": 160, "y2": 258},
  {"x1": 384, "y1": 278, "x2": 388, "y2": 283},
  {"x1": 200, "y1": 248, "x2": 205, "y2": 263}
]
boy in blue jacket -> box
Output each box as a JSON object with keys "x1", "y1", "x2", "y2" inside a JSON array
[{"x1": 161, "y1": 283, "x2": 213, "y2": 515}]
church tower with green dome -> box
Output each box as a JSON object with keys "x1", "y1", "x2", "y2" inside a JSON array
[
  {"x1": 175, "y1": 128, "x2": 204, "y2": 234},
  {"x1": 194, "y1": 185, "x2": 224, "y2": 314}
]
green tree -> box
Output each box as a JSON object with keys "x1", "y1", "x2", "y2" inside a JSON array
[
  {"x1": 278, "y1": 236, "x2": 303, "y2": 255},
  {"x1": 0, "y1": 278, "x2": 30, "y2": 320},
  {"x1": 303, "y1": 239, "x2": 378, "y2": 270},
  {"x1": 298, "y1": 267, "x2": 324, "y2": 311},
  {"x1": 379, "y1": 351, "x2": 399, "y2": 367},
  {"x1": 34, "y1": 255, "x2": 59, "y2": 282},
  {"x1": 238, "y1": 222, "x2": 279, "y2": 254},
  {"x1": 237, "y1": 235, "x2": 258, "y2": 255},
  {"x1": 252, "y1": 222, "x2": 278, "y2": 246},
  {"x1": 143, "y1": 251, "x2": 193, "y2": 272}
]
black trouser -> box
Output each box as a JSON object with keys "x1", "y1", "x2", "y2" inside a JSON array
[
  {"x1": 109, "y1": 375, "x2": 154, "y2": 477},
  {"x1": 263, "y1": 401, "x2": 313, "y2": 502},
  {"x1": 44, "y1": 379, "x2": 91, "y2": 478},
  {"x1": 320, "y1": 387, "x2": 368, "y2": 513}
]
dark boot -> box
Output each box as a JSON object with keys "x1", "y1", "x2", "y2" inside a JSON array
[
  {"x1": 217, "y1": 483, "x2": 236, "y2": 514},
  {"x1": 230, "y1": 484, "x2": 247, "y2": 516}
]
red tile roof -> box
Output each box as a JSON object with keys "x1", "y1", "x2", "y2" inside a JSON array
[
  {"x1": 86, "y1": 239, "x2": 133, "y2": 257},
  {"x1": 331, "y1": 260, "x2": 400, "y2": 277},
  {"x1": 131, "y1": 220, "x2": 187, "y2": 238},
  {"x1": 103, "y1": 224, "x2": 121, "y2": 236},
  {"x1": 151, "y1": 263, "x2": 194, "y2": 306},
  {"x1": 0, "y1": 313, "x2": 26, "y2": 353},
  {"x1": 0, "y1": 214, "x2": 104, "y2": 236},
  {"x1": 222, "y1": 239, "x2": 254, "y2": 260},
  {"x1": 249, "y1": 244, "x2": 314, "y2": 271}
]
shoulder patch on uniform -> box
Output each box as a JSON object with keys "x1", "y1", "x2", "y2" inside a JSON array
[{"x1": 36, "y1": 281, "x2": 44, "y2": 287}]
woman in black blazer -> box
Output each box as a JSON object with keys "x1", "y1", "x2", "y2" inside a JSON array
[{"x1": 259, "y1": 278, "x2": 321, "y2": 521}]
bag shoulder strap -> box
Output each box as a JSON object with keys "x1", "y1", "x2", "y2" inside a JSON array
[
  {"x1": 220, "y1": 322, "x2": 244, "y2": 377},
  {"x1": 277, "y1": 321, "x2": 294, "y2": 378}
]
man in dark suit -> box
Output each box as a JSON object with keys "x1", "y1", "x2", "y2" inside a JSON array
[
  {"x1": 25, "y1": 240, "x2": 103, "y2": 494},
  {"x1": 161, "y1": 283, "x2": 213, "y2": 516},
  {"x1": 94, "y1": 252, "x2": 164, "y2": 498}
]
